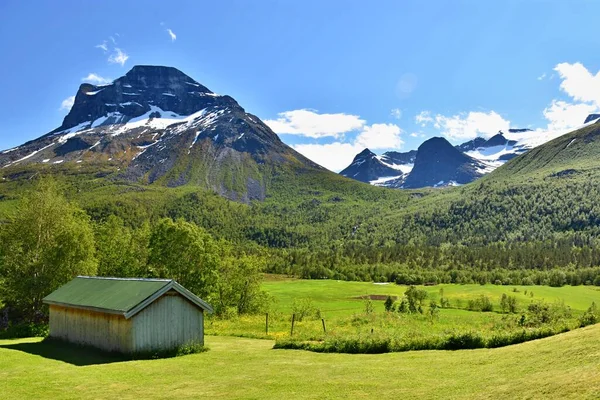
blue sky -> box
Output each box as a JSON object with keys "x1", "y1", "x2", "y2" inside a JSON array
[{"x1": 1, "y1": 1, "x2": 600, "y2": 171}]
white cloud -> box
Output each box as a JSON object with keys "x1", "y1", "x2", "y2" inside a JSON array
[
  {"x1": 432, "y1": 111, "x2": 510, "y2": 140},
  {"x1": 554, "y1": 62, "x2": 600, "y2": 105},
  {"x1": 292, "y1": 142, "x2": 363, "y2": 172},
  {"x1": 537, "y1": 73, "x2": 546, "y2": 81},
  {"x1": 60, "y1": 96, "x2": 75, "y2": 111},
  {"x1": 290, "y1": 122, "x2": 403, "y2": 171},
  {"x1": 538, "y1": 62, "x2": 600, "y2": 131},
  {"x1": 543, "y1": 100, "x2": 598, "y2": 131},
  {"x1": 167, "y1": 28, "x2": 177, "y2": 42},
  {"x1": 265, "y1": 109, "x2": 365, "y2": 139},
  {"x1": 108, "y1": 48, "x2": 129, "y2": 66},
  {"x1": 355, "y1": 123, "x2": 403, "y2": 149},
  {"x1": 415, "y1": 111, "x2": 433, "y2": 126},
  {"x1": 95, "y1": 41, "x2": 108, "y2": 52},
  {"x1": 81, "y1": 73, "x2": 112, "y2": 85},
  {"x1": 390, "y1": 108, "x2": 402, "y2": 119}
]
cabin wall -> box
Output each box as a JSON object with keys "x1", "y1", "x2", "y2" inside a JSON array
[
  {"x1": 131, "y1": 293, "x2": 204, "y2": 352},
  {"x1": 48, "y1": 305, "x2": 133, "y2": 353}
]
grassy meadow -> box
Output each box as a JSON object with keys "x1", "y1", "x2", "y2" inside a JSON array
[
  {"x1": 207, "y1": 277, "x2": 600, "y2": 351},
  {"x1": 2, "y1": 326, "x2": 600, "y2": 399}
]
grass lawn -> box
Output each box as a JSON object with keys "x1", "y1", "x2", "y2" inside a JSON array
[{"x1": 2, "y1": 325, "x2": 600, "y2": 399}]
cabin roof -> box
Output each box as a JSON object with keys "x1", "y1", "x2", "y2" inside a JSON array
[{"x1": 43, "y1": 276, "x2": 213, "y2": 318}]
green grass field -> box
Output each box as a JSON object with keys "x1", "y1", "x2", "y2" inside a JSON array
[
  {"x1": 207, "y1": 278, "x2": 600, "y2": 348},
  {"x1": 2, "y1": 325, "x2": 600, "y2": 399},
  {"x1": 261, "y1": 277, "x2": 600, "y2": 316}
]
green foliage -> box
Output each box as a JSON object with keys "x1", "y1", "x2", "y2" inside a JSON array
[
  {"x1": 427, "y1": 300, "x2": 439, "y2": 322},
  {"x1": 363, "y1": 298, "x2": 374, "y2": 314},
  {"x1": 579, "y1": 302, "x2": 599, "y2": 327},
  {"x1": 404, "y1": 286, "x2": 428, "y2": 314},
  {"x1": 214, "y1": 254, "x2": 271, "y2": 316},
  {"x1": 148, "y1": 218, "x2": 219, "y2": 299},
  {"x1": 0, "y1": 323, "x2": 48, "y2": 339},
  {"x1": 500, "y1": 294, "x2": 518, "y2": 313},
  {"x1": 383, "y1": 296, "x2": 395, "y2": 312},
  {"x1": 291, "y1": 298, "x2": 320, "y2": 322},
  {"x1": 95, "y1": 215, "x2": 149, "y2": 278},
  {"x1": 0, "y1": 178, "x2": 96, "y2": 322},
  {"x1": 467, "y1": 295, "x2": 493, "y2": 312}
]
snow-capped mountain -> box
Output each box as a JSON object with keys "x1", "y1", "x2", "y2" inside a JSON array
[
  {"x1": 459, "y1": 131, "x2": 528, "y2": 167},
  {"x1": 339, "y1": 149, "x2": 416, "y2": 187},
  {"x1": 339, "y1": 116, "x2": 600, "y2": 189},
  {"x1": 0, "y1": 66, "x2": 321, "y2": 202}
]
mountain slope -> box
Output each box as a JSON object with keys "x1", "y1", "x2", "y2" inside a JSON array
[
  {"x1": 339, "y1": 149, "x2": 401, "y2": 183},
  {"x1": 492, "y1": 119, "x2": 600, "y2": 179},
  {"x1": 0, "y1": 66, "x2": 323, "y2": 202},
  {"x1": 403, "y1": 137, "x2": 489, "y2": 188}
]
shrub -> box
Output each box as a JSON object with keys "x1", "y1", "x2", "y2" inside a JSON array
[
  {"x1": 384, "y1": 296, "x2": 395, "y2": 312},
  {"x1": 500, "y1": 294, "x2": 518, "y2": 314},
  {"x1": 468, "y1": 295, "x2": 493, "y2": 312},
  {"x1": 405, "y1": 286, "x2": 428, "y2": 313},
  {"x1": 0, "y1": 323, "x2": 48, "y2": 339},
  {"x1": 292, "y1": 298, "x2": 319, "y2": 321},
  {"x1": 579, "y1": 302, "x2": 599, "y2": 327},
  {"x1": 441, "y1": 332, "x2": 485, "y2": 350}
]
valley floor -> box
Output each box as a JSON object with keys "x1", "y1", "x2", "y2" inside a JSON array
[{"x1": 2, "y1": 326, "x2": 600, "y2": 399}]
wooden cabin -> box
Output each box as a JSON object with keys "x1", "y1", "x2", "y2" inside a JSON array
[{"x1": 43, "y1": 276, "x2": 213, "y2": 353}]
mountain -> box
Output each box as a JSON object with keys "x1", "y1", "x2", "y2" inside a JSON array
[
  {"x1": 339, "y1": 149, "x2": 402, "y2": 184},
  {"x1": 457, "y1": 131, "x2": 527, "y2": 164},
  {"x1": 338, "y1": 149, "x2": 415, "y2": 187},
  {"x1": 402, "y1": 137, "x2": 489, "y2": 188},
  {"x1": 584, "y1": 114, "x2": 600, "y2": 124},
  {"x1": 0, "y1": 66, "x2": 322, "y2": 202}
]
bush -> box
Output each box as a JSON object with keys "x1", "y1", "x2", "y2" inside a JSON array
[
  {"x1": 442, "y1": 332, "x2": 485, "y2": 350},
  {"x1": 384, "y1": 296, "x2": 395, "y2": 312},
  {"x1": 0, "y1": 323, "x2": 48, "y2": 339},
  {"x1": 292, "y1": 298, "x2": 319, "y2": 321},
  {"x1": 579, "y1": 302, "x2": 599, "y2": 327},
  {"x1": 500, "y1": 294, "x2": 518, "y2": 313},
  {"x1": 468, "y1": 295, "x2": 493, "y2": 312}
]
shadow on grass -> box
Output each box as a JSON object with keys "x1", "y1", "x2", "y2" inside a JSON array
[{"x1": 0, "y1": 339, "x2": 129, "y2": 366}]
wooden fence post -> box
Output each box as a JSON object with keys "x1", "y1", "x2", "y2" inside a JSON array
[
  {"x1": 291, "y1": 313, "x2": 296, "y2": 336},
  {"x1": 322, "y1": 318, "x2": 327, "y2": 333}
]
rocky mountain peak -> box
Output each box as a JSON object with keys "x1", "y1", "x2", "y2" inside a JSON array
[{"x1": 55, "y1": 65, "x2": 239, "y2": 134}]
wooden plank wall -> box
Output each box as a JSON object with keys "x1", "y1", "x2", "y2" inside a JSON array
[
  {"x1": 131, "y1": 292, "x2": 204, "y2": 352},
  {"x1": 48, "y1": 305, "x2": 133, "y2": 353}
]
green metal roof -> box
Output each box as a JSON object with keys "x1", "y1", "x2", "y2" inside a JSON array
[{"x1": 43, "y1": 276, "x2": 213, "y2": 318}]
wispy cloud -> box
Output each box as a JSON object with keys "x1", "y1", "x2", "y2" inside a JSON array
[
  {"x1": 95, "y1": 35, "x2": 129, "y2": 66},
  {"x1": 95, "y1": 41, "x2": 108, "y2": 52},
  {"x1": 390, "y1": 108, "x2": 402, "y2": 119},
  {"x1": 167, "y1": 28, "x2": 177, "y2": 42},
  {"x1": 60, "y1": 96, "x2": 75, "y2": 111},
  {"x1": 81, "y1": 73, "x2": 112, "y2": 85},
  {"x1": 108, "y1": 48, "x2": 129, "y2": 66},
  {"x1": 537, "y1": 73, "x2": 546, "y2": 81}
]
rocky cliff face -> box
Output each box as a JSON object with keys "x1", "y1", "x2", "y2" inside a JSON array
[{"x1": 0, "y1": 66, "x2": 322, "y2": 202}]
